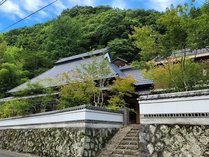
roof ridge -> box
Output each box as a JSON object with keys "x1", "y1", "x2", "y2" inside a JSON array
[{"x1": 55, "y1": 48, "x2": 108, "y2": 65}]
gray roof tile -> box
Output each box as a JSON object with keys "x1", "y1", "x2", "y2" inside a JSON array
[
  {"x1": 120, "y1": 66, "x2": 153, "y2": 86},
  {"x1": 8, "y1": 49, "x2": 153, "y2": 93}
]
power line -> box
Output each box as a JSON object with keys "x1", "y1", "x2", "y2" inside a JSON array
[
  {"x1": 0, "y1": 0, "x2": 7, "y2": 6},
  {"x1": 1, "y1": 0, "x2": 58, "y2": 32}
]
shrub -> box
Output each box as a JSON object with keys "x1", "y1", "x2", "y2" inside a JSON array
[
  {"x1": 57, "y1": 79, "x2": 96, "y2": 109},
  {"x1": 107, "y1": 76, "x2": 136, "y2": 110},
  {"x1": 0, "y1": 99, "x2": 29, "y2": 118},
  {"x1": 145, "y1": 60, "x2": 204, "y2": 91}
]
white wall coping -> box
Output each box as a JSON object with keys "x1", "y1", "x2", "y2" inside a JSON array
[
  {"x1": 139, "y1": 89, "x2": 209, "y2": 101},
  {"x1": 0, "y1": 105, "x2": 124, "y2": 129}
]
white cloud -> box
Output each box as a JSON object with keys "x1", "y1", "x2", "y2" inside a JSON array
[
  {"x1": 83, "y1": 0, "x2": 94, "y2": 6},
  {"x1": 66, "y1": 0, "x2": 81, "y2": 5},
  {"x1": 0, "y1": 0, "x2": 58, "y2": 20},
  {"x1": 53, "y1": 1, "x2": 67, "y2": 14},
  {"x1": 65, "y1": 0, "x2": 95, "y2": 6},
  {"x1": 0, "y1": 0, "x2": 25, "y2": 18},
  {"x1": 112, "y1": 0, "x2": 126, "y2": 9},
  {"x1": 21, "y1": 0, "x2": 46, "y2": 12},
  {"x1": 39, "y1": 11, "x2": 48, "y2": 18},
  {"x1": 148, "y1": 0, "x2": 184, "y2": 11}
]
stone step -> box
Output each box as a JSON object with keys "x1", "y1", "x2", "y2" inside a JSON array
[
  {"x1": 126, "y1": 133, "x2": 139, "y2": 137},
  {"x1": 117, "y1": 144, "x2": 138, "y2": 150},
  {"x1": 123, "y1": 136, "x2": 138, "y2": 141},
  {"x1": 129, "y1": 130, "x2": 139, "y2": 134},
  {"x1": 99, "y1": 125, "x2": 140, "y2": 157},
  {"x1": 111, "y1": 153, "x2": 138, "y2": 157},
  {"x1": 130, "y1": 128, "x2": 139, "y2": 130},
  {"x1": 113, "y1": 149, "x2": 138, "y2": 155},
  {"x1": 121, "y1": 137, "x2": 138, "y2": 142},
  {"x1": 128, "y1": 129, "x2": 139, "y2": 132},
  {"x1": 98, "y1": 126, "x2": 133, "y2": 157},
  {"x1": 120, "y1": 140, "x2": 138, "y2": 145}
]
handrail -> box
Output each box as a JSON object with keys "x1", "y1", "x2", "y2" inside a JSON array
[{"x1": 122, "y1": 129, "x2": 139, "y2": 156}]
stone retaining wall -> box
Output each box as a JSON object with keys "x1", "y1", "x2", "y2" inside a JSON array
[
  {"x1": 139, "y1": 124, "x2": 209, "y2": 157},
  {"x1": 0, "y1": 128, "x2": 118, "y2": 157}
]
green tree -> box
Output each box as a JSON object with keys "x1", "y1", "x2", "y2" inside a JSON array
[
  {"x1": 145, "y1": 60, "x2": 203, "y2": 91},
  {"x1": 13, "y1": 82, "x2": 56, "y2": 113},
  {"x1": 130, "y1": 2, "x2": 207, "y2": 91},
  {"x1": 57, "y1": 79, "x2": 96, "y2": 109},
  {"x1": 187, "y1": 7, "x2": 209, "y2": 49},
  {"x1": 23, "y1": 51, "x2": 53, "y2": 78},
  {"x1": 46, "y1": 16, "x2": 86, "y2": 59},
  {"x1": 0, "y1": 63, "x2": 27, "y2": 97},
  {"x1": 58, "y1": 55, "x2": 111, "y2": 108},
  {"x1": 108, "y1": 38, "x2": 138, "y2": 62},
  {"x1": 0, "y1": 99, "x2": 29, "y2": 118},
  {"x1": 79, "y1": 56, "x2": 111, "y2": 107},
  {"x1": 107, "y1": 76, "x2": 136, "y2": 110},
  {"x1": 130, "y1": 26, "x2": 164, "y2": 61},
  {"x1": 0, "y1": 41, "x2": 7, "y2": 64}
]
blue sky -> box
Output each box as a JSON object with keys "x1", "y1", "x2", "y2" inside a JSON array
[{"x1": 0, "y1": 0, "x2": 205, "y2": 32}]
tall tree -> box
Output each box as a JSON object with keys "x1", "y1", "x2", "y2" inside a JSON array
[
  {"x1": 46, "y1": 16, "x2": 86, "y2": 59},
  {"x1": 130, "y1": 3, "x2": 207, "y2": 91},
  {"x1": 108, "y1": 38, "x2": 138, "y2": 62}
]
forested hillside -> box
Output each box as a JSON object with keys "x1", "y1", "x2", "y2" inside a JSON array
[
  {"x1": 0, "y1": 2, "x2": 209, "y2": 97},
  {"x1": 0, "y1": 6, "x2": 162, "y2": 97}
]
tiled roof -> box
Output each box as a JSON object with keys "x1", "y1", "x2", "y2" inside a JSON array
[
  {"x1": 8, "y1": 49, "x2": 153, "y2": 93},
  {"x1": 120, "y1": 66, "x2": 153, "y2": 86}
]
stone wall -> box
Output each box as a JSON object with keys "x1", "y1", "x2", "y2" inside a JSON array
[
  {"x1": 0, "y1": 128, "x2": 118, "y2": 157},
  {"x1": 139, "y1": 124, "x2": 209, "y2": 157}
]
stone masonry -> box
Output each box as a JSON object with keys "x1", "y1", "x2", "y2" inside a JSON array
[
  {"x1": 139, "y1": 124, "x2": 209, "y2": 157},
  {"x1": 0, "y1": 128, "x2": 118, "y2": 157}
]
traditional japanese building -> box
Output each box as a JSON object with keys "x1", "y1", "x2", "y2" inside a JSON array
[{"x1": 7, "y1": 48, "x2": 153, "y2": 123}]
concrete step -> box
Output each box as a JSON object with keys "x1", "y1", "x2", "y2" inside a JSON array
[
  {"x1": 117, "y1": 144, "x2": 138, "y2": 150},
  {"x1": 113, "y1": 149, "x2": 138, "y2": 155}
]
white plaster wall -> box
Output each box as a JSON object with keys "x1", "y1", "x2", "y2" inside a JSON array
[
  {"x1": 139, "y1": 95, "x2": 209, "y2": 114},
  {"x1": 85, "y1": 109, "x2": 123, "y2": 122},
  {"x1": 0, "y1": 109, "x2": 123, "y2": 128}
]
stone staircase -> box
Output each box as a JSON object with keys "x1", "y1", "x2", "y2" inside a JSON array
[{"x1": 99, "y1": 125, "x2": 140, "y2": 157}]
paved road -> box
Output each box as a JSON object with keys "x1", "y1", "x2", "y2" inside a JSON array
[
  {"x1": 0, "y1": 151, "x2": 16, "y2": 157},
  {"x1": 0, "y1": 150, "x2": 36, "y2": 157},
  {"x1": 0, "y1": 152, "x2": 13, "y2": 157}
]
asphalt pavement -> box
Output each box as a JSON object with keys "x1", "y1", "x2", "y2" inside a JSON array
[
  {"x1": 0, "y1": 152, "x2": 13, "y2": 157},
  {"x1": 0, "y1": 150, "x2": 37, "y2": 157}
]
